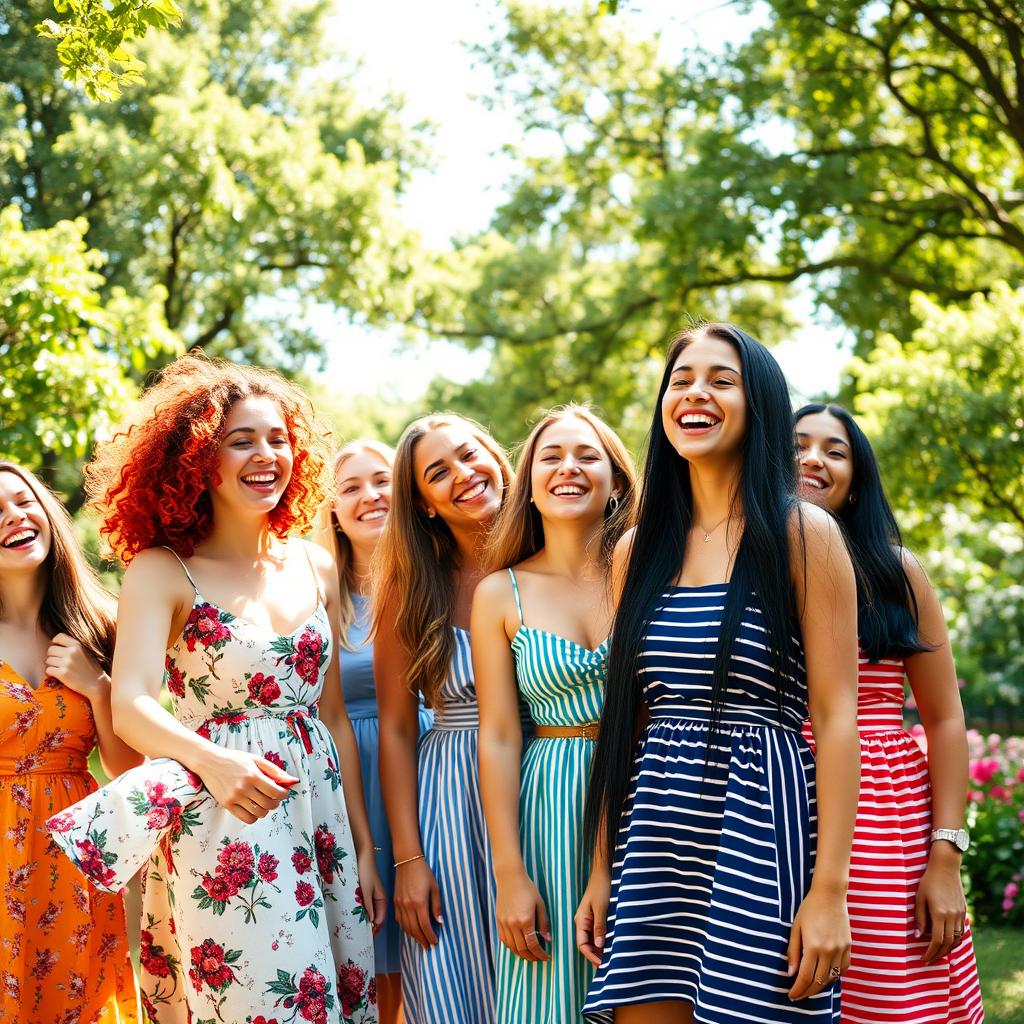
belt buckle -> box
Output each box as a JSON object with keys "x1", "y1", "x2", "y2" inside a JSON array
[{"x1": 578, "y1": 722, "x2": 597, "y2": 741}]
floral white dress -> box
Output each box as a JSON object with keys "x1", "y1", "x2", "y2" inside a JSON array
[{"x1": 47, "y1": 550, "x2": 376, "y2": 1024}]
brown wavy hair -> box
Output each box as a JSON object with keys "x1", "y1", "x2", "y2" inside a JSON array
[
  {"x1": 371, "y1": 414, "x2": 512, "y2": 706},
  {"x1": 315, "y1": 439, "x2": 396, "y2": 651},
  {"x1": 85, "y1": 353, "x2": 333, "y2": 566},
  {"x1": 0, "y1": 462, "x2": 116, "y2": 673},
  {"x1": 486, "y1": 405, "x2": 638, "y2": 573}
]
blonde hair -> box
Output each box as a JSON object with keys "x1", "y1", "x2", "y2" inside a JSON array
[
  {"x1": 486, "y1": 405, "x2": 638, "y2": 573},
  {"x1": 371, "y1": 414, "x2": 512, "y2": 706},
  {"x1": 0, "y1": 462, "x2": 116, "y2": 673},
  {"x1": 314, "y1": 439, "x2": 396, "y2": 650}
]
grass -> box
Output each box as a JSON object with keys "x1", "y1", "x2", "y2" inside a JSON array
[{"x1": 975, "y1": 926, "x2": 1024, "y2": 1023}]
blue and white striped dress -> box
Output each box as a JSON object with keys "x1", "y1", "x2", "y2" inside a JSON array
[
  {"x1": 583, "y1": 584, "x2": 840, "y2": 1023},
  {"x1": 401, "y1": 627, "x2": 497, "y2": 1024}
]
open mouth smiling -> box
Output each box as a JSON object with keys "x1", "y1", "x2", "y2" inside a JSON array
[
  {"x1": 241, "y1": 471, "x2": 279, "y2": 492},
  {"x1": 357, "y1": 507, "x2": 387, "y2": 522},
  {"x1": 455, "y1": 479, "x2": 488, "y2": 504},
  {"x1": 1, "y1": 529, "x2": 38, "y2": 549},
  {"x1": 677, "y1": 411, "x2": 722, "y2": 435}
]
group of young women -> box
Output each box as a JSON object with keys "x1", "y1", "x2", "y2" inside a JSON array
[{"x1": 0, "y1": 322, "x2": 984, "y2": 1024}]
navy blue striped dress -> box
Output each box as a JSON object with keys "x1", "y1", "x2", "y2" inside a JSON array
[
  {"x1": 401, "y1": 627, "x2": 497, "y2": 1024},
  {"x1": 583, "y1": 584, "x2": 840, "y2": 1023}
]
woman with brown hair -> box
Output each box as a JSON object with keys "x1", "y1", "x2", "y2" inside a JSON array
[
  {"x1": 48, "y1": 354, "x2": 382, "y2": 1023},
  {"x1": 473, "y1": 405, "x2": 636, "y2": 1023},
  {"x1": 372, "y1": 413, "x2": 513, "y2": 1024},
  {"x1": 0, "y1": 460, "x2": 141, "y2": 1023},
  {"x1": 318, "y1": 439, "x2": 432, "y2": 1024}
]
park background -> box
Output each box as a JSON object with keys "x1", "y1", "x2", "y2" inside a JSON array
[{"x1": 1, "y1": 0, "x2": 1022, "y2": 1017}]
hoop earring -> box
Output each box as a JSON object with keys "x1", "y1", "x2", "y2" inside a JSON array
[
  {"x1": 848, "y1": 493, "x2": 857, "y2": 505},
  {"x1": 427, "y1": 509, "x2": 436, "y2": 518},
  {"x1": 609, "y1": 494, "x2": 620, "y2": 513}
]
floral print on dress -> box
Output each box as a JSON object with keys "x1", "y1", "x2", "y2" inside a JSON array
[
  {"x1": 0, "y1": 663, "x2": 138, "y2": 1023},
  {"x1": 46, "y1": 568, "x2": 375, "y2": 1023}
]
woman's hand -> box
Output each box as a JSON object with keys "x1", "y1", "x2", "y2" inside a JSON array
[
  {"x1": 575, "y1": 864, "x2": 611, "y2": 967},
  {"x1": 357, "y1": 848, "x2": 388, "y2": 936},
  {"x1": 393, "y1": 857, "x2": 442, "y2": 950},
  {"x1": 915, "y1": 843, "x2": 968, "y2": 963},
  {"x1": 497, "y1": 870, "x2": 550, "y2": 962},
  {"x1": 46, "y1": 634, "x2": 105, "y2": 701},
  {"x1": 194, "y1": 745, "x2": 298, "y2": 824},
  {"x1": 787, "y1": 885, "x2": 851, "y2": 1001}
]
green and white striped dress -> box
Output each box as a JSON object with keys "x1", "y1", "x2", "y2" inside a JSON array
[{"x1": 497, "y1": 568, "x2": 607, "y2": 1023}]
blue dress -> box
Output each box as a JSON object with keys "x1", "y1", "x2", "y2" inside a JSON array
[
  {"x1": 341, "y1": 593, "x2": 433, "y2": 977},
  {"x1": 400, "y1": 628, "x2": 497, "y2": 1024},
  {"x1": 583, "y1": 584, "x2": 840, "y2": 1023}
]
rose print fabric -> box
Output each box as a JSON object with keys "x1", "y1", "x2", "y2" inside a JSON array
[
  {"x1": 48, "y1": 554, "x2": 376, "y2": 1024},
  {"x1": 0, "y1": 660, "x2": 138, "y2": 1024}
]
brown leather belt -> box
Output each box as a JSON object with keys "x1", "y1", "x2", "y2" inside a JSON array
[{"x1": 534, "y1": 722, "x2": 600, "y2": 741}]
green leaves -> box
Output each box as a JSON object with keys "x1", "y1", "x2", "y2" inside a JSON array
[
  {"x1": 0, "y1": 205, "x2": 182, "y2": 478},
  {"x1": 36, "y1": 0, "x2": 183, "y2": 102}
]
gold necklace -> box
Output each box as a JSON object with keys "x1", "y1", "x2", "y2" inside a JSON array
[{"x1": 697, "y1": 514, "x2": 730, "y2": 543}]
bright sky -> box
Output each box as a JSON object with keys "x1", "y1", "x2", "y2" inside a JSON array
[{"x1": 317, "y1": 0, "x2": 854, "y2": 406}]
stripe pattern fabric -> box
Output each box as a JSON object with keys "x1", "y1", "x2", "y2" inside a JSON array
[
  {"x1": 802, "y1": 656, "x2": 984, "y2": 1024},
  {"x1": 496, "y1": 568, "x2": 607, "y2": 1022},
  {"x1": 401, "y1": 627, "x2": 498, "y2": 1024},
  {"x1": 583, "y1": 584, "x2": 839, "y2": 1023}
]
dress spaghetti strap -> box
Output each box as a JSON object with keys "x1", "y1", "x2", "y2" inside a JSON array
[
  {"x1": 507, "y1": 567, "x2": 524, "y2": 626},
  {"x1": 301, "y1": 540, "x2": 326, "y2": 606},
  {"x1": 161, "y1": 546, "x2": 199, "y2": 593}
]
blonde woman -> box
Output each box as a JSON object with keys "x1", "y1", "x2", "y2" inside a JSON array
[
  {"x1": 319, "y1": 440, "x2": 432, "y2": 1024},
  {"x1": 473, "y1": 406, "x2": 636, "y2": 1022},
  {"x1": 373, "y1": 414, "x2": 514, "y2": 1024}
]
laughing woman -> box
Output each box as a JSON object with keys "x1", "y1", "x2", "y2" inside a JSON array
[
  {"x1": 795, "y1": 403, "x2": 983, "y2": 1024},
  {"x1": 473, "y1": 406, "x2": 636, "y2": 1023},
  {"x1": 60, "y1": 355, "x2": 382, "y2": 1023},
  {"x1": 0, "y1": 461, "x2": 140, "y2": 1024},
  {"x1": 319, "y1": 439, "x2": 434, "y2": 1024},
  {"x1": 578, "y1": 323, "x2": 860, "y2": 1024},
  {"x1": 373, "y1": 414, "x2": 513, "y2": 1024}
]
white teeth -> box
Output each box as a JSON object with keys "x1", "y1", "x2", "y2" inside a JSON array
[
  {"x1": 457, "y1": 481, "x2": 486, "y2": 502},
  {"x1": 552, "y1": 484, "x2": 586, "y2": 496},
  {"x1": 2, "y1": 530, "x2": 36, "y2": 548},
  {"x1": 679, "y1": 413, "x2": 718, "y2": 428},
  {"x1": 801, "y1": 476, "x2": 827, "y2": 490},
  {"x1": 242, "y1": 473, "x2": 276, "y2": 484},
  {"x1": 358, "y1": 509, "x2": 387, "y2": 521}
]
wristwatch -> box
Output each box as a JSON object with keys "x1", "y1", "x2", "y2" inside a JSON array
[{"x1": 931, "y1": 828, "x2": 970, "y2": 852}]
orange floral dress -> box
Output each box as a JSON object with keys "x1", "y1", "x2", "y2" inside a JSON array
[{"x1": 0, "y1": 660, "x2": 139, "y2": 1024}]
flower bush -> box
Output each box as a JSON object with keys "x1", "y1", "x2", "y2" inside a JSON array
[{"x1": 913, "y1": 728, "x2": 1024, "y2": 924}]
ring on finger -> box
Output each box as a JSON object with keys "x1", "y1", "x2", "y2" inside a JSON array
[{"x1": 830, "y1": 966, "x2": 841, "y2": 977}]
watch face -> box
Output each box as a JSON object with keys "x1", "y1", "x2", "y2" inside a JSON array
[{"x1": 956, "y1": 829, "x2": 970, "y2": 852}]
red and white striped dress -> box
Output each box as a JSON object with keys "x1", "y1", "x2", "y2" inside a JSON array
[{"x1": 803, "y1": 655, "x2": 984, "y2": 1024}]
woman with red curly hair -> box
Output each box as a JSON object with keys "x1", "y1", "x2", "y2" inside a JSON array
[{"x1": 50, "y1": 355, "x2": 383, "y2": 1024}]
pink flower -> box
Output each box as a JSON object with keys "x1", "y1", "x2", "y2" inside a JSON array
[
  {"x1": 1003, "y1": 898, "x2": 1015, "y2": 912},
  {"x1": 313, "y1": 825, "x2": 337, "y2": 882},
  {"x1": 1019, "y1": 808, "x2": 1024, "y2": 822},
  {"x1": 1017, "y1": 766, "x2": 1024, "y2": 784},
  {"x1": 146, "y1": 806, "x2": 172, "y2": 830},
  {"x1": 292, "y1": 850, "x2": 312, "y2": 875},
  {"x1": 295, "y1": 881, "x2": 316, "y2": 907},
  {"x1": 188, "y1": 939, "x2": 236, "y2": 992},
  {"x1": 201, "y1": 873, "x2": 238, "y2": 902},
  {"x1": 969, "y1": 789, "x2": 985, "y2": 803},
  {"x1": 1005, "y1": 882, "x2": 1019, "y2": 900},
  {"x1": 338, "y1": 960, "x2": 367, "y2": 1016},
  {"x1": 990, "y1": 785, "x2": 1011, "y2": 802},
  {"x1": 264, "y1": 750, "x2": 287, "y2": 770},
  {"x1": 47, "y1": 812, "x2": 75, "y2": 834},
  {"x1": 258, "y1": 852, "x2": 279, "y2": 883},
  {"x1": 968, "y1": 757, "x2": 1000, "y2": 785}
]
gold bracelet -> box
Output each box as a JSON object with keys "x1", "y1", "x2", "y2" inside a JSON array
[{"x1": 393, "y1": 853, "x2": 425, "y2": 868}]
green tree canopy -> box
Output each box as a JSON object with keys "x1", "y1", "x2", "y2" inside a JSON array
[
  {"x1": 3, "y1": 0, "x2": 424, "y2": 369},
  {"x1": 0, "y1": 204, "x2": 180, "y2": 483},
  {"x1": 37, "y1": 0, "x2": 183, "y2": 102},
  {"x1": 419, "y1": 0, "x2": 1023, "y2": 439}
]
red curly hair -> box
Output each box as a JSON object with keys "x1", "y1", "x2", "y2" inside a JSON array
[{"x1": 86, "y1": 353, "x2": 333, "y2": 565}]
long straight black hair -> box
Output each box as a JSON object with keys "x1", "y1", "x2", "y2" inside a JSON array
[
  {"x1": 585, "y1": 323, "x2": 803, "y2": 860},
  {"x1": 794, "y1": 403, "x2": 927, "y2": 662}
]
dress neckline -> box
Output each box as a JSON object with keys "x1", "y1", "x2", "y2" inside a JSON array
[
  {"x1": 513, "y1": 624, "x2": 609, "y2": 658},
  {"x1": 185, "y1": 589, "x2": 326, "y2": 641}
]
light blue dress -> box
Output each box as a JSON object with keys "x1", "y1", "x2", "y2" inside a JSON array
[{"x1": 341, "y1": 592, "x2": 433, "y2": 976}]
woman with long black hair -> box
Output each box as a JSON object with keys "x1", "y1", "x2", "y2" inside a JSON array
[
  {"x1": 794, "y1": 403, "x2": 983, "y2": 1024},
  {"x1": 577, "y1": 323, "x2": 860, "y2": 1024}
]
